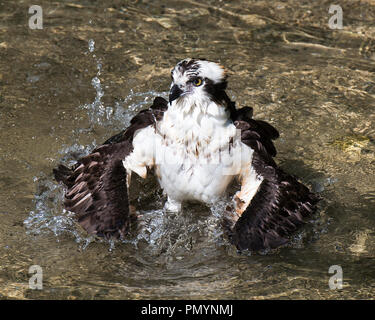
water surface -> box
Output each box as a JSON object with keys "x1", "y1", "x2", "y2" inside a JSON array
[{"x1": 0, "y1": 0, "x2": 375, "y2": 299}]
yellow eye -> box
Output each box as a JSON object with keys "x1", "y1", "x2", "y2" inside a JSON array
[{"x1": 193, "y1": 78, "x2": 203, "y2": 86}]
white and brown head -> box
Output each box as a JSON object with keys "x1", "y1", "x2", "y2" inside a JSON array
[{"x1": 169, "y1": 58, "x2": 230, "y2": 108}]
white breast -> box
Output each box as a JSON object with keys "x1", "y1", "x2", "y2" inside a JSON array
[
  {"x1": 123, "y1": 99, "x2": 255, "y2": 206},
  {"x1": 154, "y1": 100, "x2": 253, "y2": 204}
]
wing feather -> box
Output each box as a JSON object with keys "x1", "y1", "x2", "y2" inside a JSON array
[{"x1": 227, "y1": 106, "x2": 320, "y2": 251}]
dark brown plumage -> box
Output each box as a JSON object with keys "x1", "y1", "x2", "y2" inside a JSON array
[{"x1": 225, "y1": 106, "x2": 320, "y2": 251}]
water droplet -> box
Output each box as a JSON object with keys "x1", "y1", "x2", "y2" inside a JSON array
[{"x1": 88, "y1": 39, "x2": 95, "y2": 53}]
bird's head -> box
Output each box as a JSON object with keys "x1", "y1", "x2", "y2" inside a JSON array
[{"x1": 169, "y1": 58, "x2": 229, "y2": 107}]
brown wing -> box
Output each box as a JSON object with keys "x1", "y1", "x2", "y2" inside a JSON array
[
  {"x1": 53, "y1": 97, "x2": 168, "y2": 238},
  {"x1": 226, "y1": 107, "x2": 320, "y2": 251}
]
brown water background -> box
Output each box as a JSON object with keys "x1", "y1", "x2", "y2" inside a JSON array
[{"x1": 0, "y1": 0, "x2": 375, "y2": 299}]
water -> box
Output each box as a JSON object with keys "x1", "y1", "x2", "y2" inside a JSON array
[{"x1": 0, "y1": 0, "x2": 375, "y2": 299}]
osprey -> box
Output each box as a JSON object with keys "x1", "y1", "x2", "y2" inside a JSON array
[{"x1": 54, "y1": 59, "x2": 319, "y2": 251}]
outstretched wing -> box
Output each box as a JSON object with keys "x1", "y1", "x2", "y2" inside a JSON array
[
  {"x1": 226, "y1": 107, "x2": 320, "y2": 251},
  {"x1": 53, "y1": 97, "x2": 168, "y2": 238}
]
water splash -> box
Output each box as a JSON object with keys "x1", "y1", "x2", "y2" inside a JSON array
[
  {"x1": 24, "y1": 174, "x2": 81, "y2": 242},
  {"x1": 88, "y1": 39, "x2": 95, "y2": 53},
  {"x1": 114, "y1": 89, "x2": 168, "y2": 127},
  {"x1": 82, "y1": 39, "x2": 109, "y2": 125},
  {"x1": 82, "y1": 39, "x2": 167, "y2": 128},
  {"x1": 24, "y1": 39, "x2": 171, "y2": 251},
  {"x1": 129, "y1": 197, "x2": 230, "y2": 258},
  {"x1": 24, "y1": 171, "x2": 112, "y2": 250},
  {"x1": 57, "y1": 141, "x2": 97, "y2": 166}
]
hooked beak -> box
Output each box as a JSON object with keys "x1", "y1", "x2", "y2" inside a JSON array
[{"x1": 169, "y1": 84, "x2": 183, "y2": 103}]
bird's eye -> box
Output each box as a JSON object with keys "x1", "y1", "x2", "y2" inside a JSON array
[{"x1": 192, "y1": 78, "x2": 203, "y2": 87}]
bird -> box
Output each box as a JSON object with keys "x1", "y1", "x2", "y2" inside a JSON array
[{"x1": 53, "y1": 58, "x2": 319, "y2": 252}]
